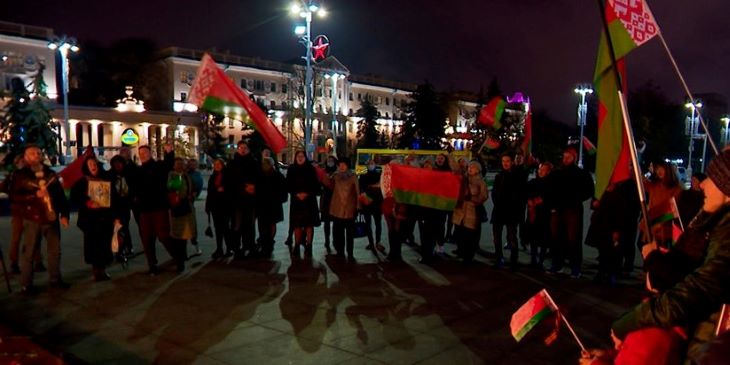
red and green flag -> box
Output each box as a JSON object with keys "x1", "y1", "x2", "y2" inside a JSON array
[
  {"x1": 582, "y1": 136, "x2": 597, "y2": 156},
  {"x1": 510, "y1": 289, "x2": 559, "y2": 342},
  {"x1": 478, "y1": 96, "x2": 506, "y2": 129},
  {"x1": 594, "y1": 0, "x2": 659, "y2": 199},
  {"x1": 389, "y1": 164, "x2": 461, "y2": 211},
  {"x1": 483, "y1": 136, "x2": 501, "y2": 150},
  {"x1": 188, "y1": 54, "x2": 286, "y2": 153}
]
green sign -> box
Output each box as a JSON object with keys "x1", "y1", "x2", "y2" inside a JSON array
[{"x1": 121, "y1": 128, "x2": 140, "y2": 145}]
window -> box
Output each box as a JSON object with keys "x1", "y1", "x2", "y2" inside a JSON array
[
  {"x1": 240, "y1": 79, "x2": 247, "y2": 89},
  {"x1": 357, "y1": 93, "x2": 361, "y2": 100},
  {"x1": 282, "y1": 84, "x2": 288, "y2": 93},
  {"x1": 349, "y1": 92, "x2": 353, "y2": 101},
  {"x1": 385, "y1": 112, "x2": 390, "y2": 119},
  {"x1": 180, "y1": 92, "x2": 187, "y2": 101},
  {"x1": 254, "y1": 80, "x2": 264, "y2": 91},
  {"x1": 228, "y1": 135, "x2": 234, "y2": 144},
  {"x1": 282, "y1": 101, "x2": 288, "y2": 109},
  {"x1": 270, "y1": 100, "x2": 276, "y2": 109},
  {"x1": 328, "y1": 89, "x2": 332, "y2": 98},
  {"x1": 349, "y1": 108, "x2": 353, "y2": 115},
  {"x1": 385, "y1": 97, "x2": 390, "y2": 106},
  {"x1": 270, "y1": 82, "x2": 276, "y2": 93}
]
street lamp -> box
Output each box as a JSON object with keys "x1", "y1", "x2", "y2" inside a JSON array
[
  {"x1": 574, "y1": 85, "x2": 593, "y2": 168},
  {"x1": 324, "y1": 72, "x2": 345, "y2": 153},
  {"x1": 684, "y1": 100, "x2": 703, "y2": 177},
  {"x1": 291, "y1": 0, "x2": 326, "y2": 159},
  {"x1": 48, "y1": 36, "x2": 79, "y2": 164},
  {"x1": 721, "y1": 116, "x2": 730, "y2": 147}
]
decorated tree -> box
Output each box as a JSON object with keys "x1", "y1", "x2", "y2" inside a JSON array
[
  {"x1": 398, "y1": 82, "x2": 446, "y2": 150},
  {"x1": 356, "y1": 95, "x2": 379, "y2": 148},
  {"x1": 199, "y1": 114, "x2": 228, "y2": 159},
  {"x1": 1, "y1": 64, "x2": 58, "y2": 166}
]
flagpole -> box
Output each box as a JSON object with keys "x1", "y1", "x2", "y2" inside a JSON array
[
  {"x1": 656, "y1": 32, "x2": 719, "y2": 156},
  {"x1": 596, "y1": 0, "x2": 652, "y2": 243},
  {"x1": 542, "y1": 290, "x2": 586, "y2": 352}
]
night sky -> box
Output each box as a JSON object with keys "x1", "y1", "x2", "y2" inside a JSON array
[{"x1": 5, "y1": 0, "x2": 730, "y2": 123}]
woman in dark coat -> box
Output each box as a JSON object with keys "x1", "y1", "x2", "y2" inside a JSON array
[
  {"x1": 205, "y1": 158, "x2": 232, "y2": 259},
  {"x1": 70, "y1": 156, "x2": 118, "y2": 281},
  {"x1": 359, "y1": 159, "x2": 384, "y2": 252},
  {"x1": 110, "y1": 155, "x2": 134, "y2": 261},
  {"x1": 256, "y1": 157, "x2": 287, "y2": 256},
  {"x1": 286, "y1": 150, "x2": 321, "y2": 257}
]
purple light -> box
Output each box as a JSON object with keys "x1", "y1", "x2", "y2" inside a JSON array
[{"x1": 507, "y1": 92, "x2": 530, "y2": 104}]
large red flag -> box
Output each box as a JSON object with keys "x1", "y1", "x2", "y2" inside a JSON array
[
  {"x1": 188, "y1": 54, "x2": 287, "y2": 153},
  {"x1": 58, "y1": 147, "x2": 95, "y2": 189}
]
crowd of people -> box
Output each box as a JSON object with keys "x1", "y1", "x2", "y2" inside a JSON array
[{"x1": 2, "y1": 140, "x2": 729, "y2": 363}]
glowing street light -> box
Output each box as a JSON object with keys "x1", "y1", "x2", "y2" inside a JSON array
[
  {"x1": 721, "y1": 116, "x2": 730, "y2": 147},
  {"x1": 324, "y1": 72, "x2": 345, "y2": 153},
  {"x1": 48, "y1": 36, "x2": 79, "y2": 164},
  {"x1": 574, "y1": 85, "x2": 593, "y2": 168},
  {"x1": 290, "y1": 0, "x2": 326, "y2": 158},
  {"x1": 684, "y1": 99, "x2": 703, "y2": 177}
]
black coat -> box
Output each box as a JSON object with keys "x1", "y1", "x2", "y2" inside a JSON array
[
  {"x1": 70, "y1": 172, "x2": 118, "y2": 266},
  {"x1": 225, "y1": 152, "x2": 261, "y2": 204},
  {"x1": 358, "y1": 170, "x2": 383, "y2": 214},
  {"x1": 131, "y1": 152, "x2": 174, "y2": 213},
  {"x1": 205, "y1": 171, "x2": 229, "y2": 214},
  {"x1": 286, "y1": 162, "x2": 320, "y2": 228},
  {"x1": 256, "y1": 169, "x2": 287, "y2": 224},
  {"x1": 545, "y1": 164, "x2": 594, "y2": 211},
  {"x1": 491, "y1": 167, "x2": 527, "y2": 225},
  {"x1": 10, "y1": 165, "x2": 69, "y2": 224}
]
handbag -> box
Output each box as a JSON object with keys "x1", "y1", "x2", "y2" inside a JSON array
[{"x1": 354, "y1": 213, "x2": 368, "y2": 238}]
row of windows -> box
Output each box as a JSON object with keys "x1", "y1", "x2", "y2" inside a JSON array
[{"x1": 239, "y1": 79, "x2": 289, "y2": 94}]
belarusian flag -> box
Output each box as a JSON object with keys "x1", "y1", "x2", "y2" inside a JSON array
[
  {"x1": 59, "y1": 146, "x2": 95, "y2": 189},
  {"x1": 582, "y1": 136, "x2": 597, "y2": 156},
  {"x1": 593, "y1": 0, "x2": 659, "y2": 199},
  {"x1": 478, "y1": 96, "x2": 506, "y2": 129},
  {"x1": 390, "y1": 164, "x2": 460, "y2": 211},
  {"x1": 511, "y1": 289, "x2": 559, "y2": 342},
  {"x1": 484, "y1": 136, "x2": 501, "y2": 150},
  {"x1": 188, "y1": 54, "x2": 286, "y2": 153}
]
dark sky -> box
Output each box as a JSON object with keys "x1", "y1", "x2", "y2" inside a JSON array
[{"x1": 6, "y1": 0, "x2": 730, "y2": 123}]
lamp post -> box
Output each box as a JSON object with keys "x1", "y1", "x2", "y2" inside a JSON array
[
  {"x1": 291, "y1": 1, "x2": 326, "y2": 159},
  {"x1": 721, "y1": 116, "x2": 730, "y2": 147},
  {"x1": 324, "y1": 72, "x2": 344, "y2": 152},
  {"x1": 574, "y1": 85, "x2": 593, "y2": 168},
  {"x1": 684, "y1": 100, "x2": 703, "y2": 178},
  {"x1": 48, "y1": 36, "x2": 79, "y2": 164}
]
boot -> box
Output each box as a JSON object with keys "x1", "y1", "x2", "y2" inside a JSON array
[{"x1": 304, "y1": 243, "x2": 313, "y2": 258}]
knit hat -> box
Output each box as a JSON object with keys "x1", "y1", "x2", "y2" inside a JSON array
[{"x1": 706, "y1": 149, "x2": 730, "y2": 197}]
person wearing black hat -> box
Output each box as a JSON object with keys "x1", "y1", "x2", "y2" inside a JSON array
[
  {"x1": 612, "y1": 149, "x2": 730, "y2": 363},
  {"x1": 545, "y1": 146, "x2": 594, "y2": 278}
]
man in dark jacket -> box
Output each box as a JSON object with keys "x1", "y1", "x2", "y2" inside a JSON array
[
  {"x1": 491, "y1": 153, "x2": 528, "y2": 267},
  {"x1": 11, "y1": 145, "x2": 70, "y2": 295},
  {"x1": 359, "y1": 160, "x2": 384, "y2": 252},
  {"x1": 546, "y1": 147, "x2": 594, "y2": 278},
  {"x1": 133, "y1": 143, "x2": 179, "y2": 274},
  {"x1": 225, "y1": 140, "x2": 261, "y2": 259}
]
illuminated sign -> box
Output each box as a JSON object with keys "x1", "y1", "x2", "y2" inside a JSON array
[
  {"x1": 121, "y1": 128, "x2": 140, "y2": 145},
  {"x1": 312, "y1": 35, "x2": 330, "y2": 62}
]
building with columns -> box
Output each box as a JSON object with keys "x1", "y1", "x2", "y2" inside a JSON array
[{"x1": 2, "y1": 21, "x2": 479, "y2": 165}]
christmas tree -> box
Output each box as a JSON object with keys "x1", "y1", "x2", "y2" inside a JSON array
[{"x1": 1, "y1": 63, "x2": 59, "y2": 166}]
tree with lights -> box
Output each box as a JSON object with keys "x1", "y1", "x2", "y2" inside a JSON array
[
  {"x1": 1, "y1": 64, "x2": 58, "y2": 166},
  {"x1": 356, "y1": 95, "x2": 379, "y2": 148},
  {"x1": 398, "y1": 82, "x2": 446, "y2": 150}
]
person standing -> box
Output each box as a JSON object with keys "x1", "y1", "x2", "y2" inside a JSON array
[
  {"x1": 255, "y1": 157, "x2": 287, "y2": 257},
  {"x1": 205, "y1": 159, "x2": 232, "y2": 259},
  {"x1": 109, "y1": 155, "x2": 134, "y2": 261},
  {"x1": 452, "y1": 160, "x2": 489, "y2": 263},
  {"x1": 168, "y1": 158, "x2": 196, "y2": 271},
  {"x1": 11, "y1": 145, "x2": 71, "y2": 295},
  {"x1": 546, "y1": 147, "x2": 594, "y2": 278},
  {"x1": 644, "y1": 160, "x2": 683, "y2": 248},
  {"x1": 319, "y1": 155, "x2": 338, "y2": 252},
  {"x1": 359, "y1": 159, "x2": 384, "y2": 253},
  {"x1": 187, "y1": 159, "x2": 204, "y2": 256},
  {"x1": 326, "y1": 158, "x2": 360, "y2": 261},
  {"x1": 225, "y1": 141, "x2": 261, "y2": 259},
  {"x1": 491, "y1": 153, "x2": 528, "y2": 268},
  {"x1": 677, "y1": 172, "x2": 706, "y2": 228},
  {"x1": 133, "y1": 144, "x2": 178, "y2": 275},
  {"x1": 525, "y1": 162, "x2": 553, "y2": 269},
  {"x1": 285, "y1": 150, "x2": 320, "y2": 258},
  {"x1": 70, "y1": 156, "x2": 118, "y2": 281}
]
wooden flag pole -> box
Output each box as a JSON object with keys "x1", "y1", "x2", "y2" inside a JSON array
[
  {"x1": 656, "y1": 32, "x2": 719, "y2": 156},
  {"x1": 596, "y1": 0, "x2": 652, "y2": 243}
]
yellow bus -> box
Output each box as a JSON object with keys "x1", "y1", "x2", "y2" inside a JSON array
[{"x1": 354, "y1": 148, "x2": 472, "y2": 174}]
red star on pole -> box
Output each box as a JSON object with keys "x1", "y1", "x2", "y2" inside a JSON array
[{"x1": 312, "y1": 36, "x2": 329, "y2": 62}]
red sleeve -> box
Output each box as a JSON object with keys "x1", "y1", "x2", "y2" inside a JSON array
[{"x1": 615, "y1": 328, "x2": 682, "y2": 365}]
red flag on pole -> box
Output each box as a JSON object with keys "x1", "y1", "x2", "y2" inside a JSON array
[
  {"x1": 59, "y1": 146, "x2": 95, "y2": 189},
  {"x1": 188, "y1": 54, "x2": 287, "y2": 153}
]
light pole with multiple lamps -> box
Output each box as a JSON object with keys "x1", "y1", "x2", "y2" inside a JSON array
[
  {"x1": 684, "y1": 100, "x2": 703, "y2": 177},
  {"x1": 48, "y1": 36, "x2": 79, "y2": 164},
  {"x1": 722, "y1": 116, "x2": 730, "y2": 147},
  {"x1": 574, "y1": 85, "x2": 593, "y2": 168},
  {"x1": 291, "y1": 1, "x2": 326, "y2": 159},
  {"x1": 324, "y1": 72, "x2": 345, "y2": 152}
]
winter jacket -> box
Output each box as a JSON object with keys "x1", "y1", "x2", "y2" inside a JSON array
[
  {"x1": 546, "y1": 163, "x2": 593, "y2": 211},
  {"x1": 358, "y1": 169, "x2": 384, "y2": 214},
  {"x1": 490, "y1": 167, "x2": 527, "y2": 225},
  {"x1": 612, "y1": 204, "x2": 730, "y2": 364},
  {"x1": 70, "y1": 172, "x2": 120, "y2": 231},
  {"x1": 225, "y1": 152, "x2": 261, "y2": 204},
  {"x1": 131, "y1": 152, "x2": 174, "y2": 213},
  {"x1": 326, "y1": 170, "x2": 359, "y2": 220},
  {"x1": 10, "y1": 165, "x2": 69, "y2": 224},
  {"x1": 452, "y1": 173, "x2": 488, "y2": 230},
  {"x1": 205, "y1": 171, "x2": 229, "y2": 214}
]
